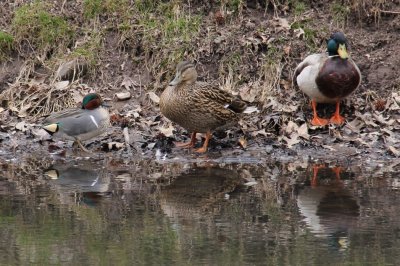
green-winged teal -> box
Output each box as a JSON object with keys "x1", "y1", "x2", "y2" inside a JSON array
[{"x1": 43, "y1": 93, "x2": 110, "y2": 152}]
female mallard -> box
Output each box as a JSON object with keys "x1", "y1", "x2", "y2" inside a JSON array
[
  {"x1": 294, "y1": 32, "x2": 361, "y2": 126},
  {"x1": 160, "y1": 61, "x2": 255, "y2": 153},
  {"x1": 43, "y1": 93, "x2": 110, "y2": 152}
]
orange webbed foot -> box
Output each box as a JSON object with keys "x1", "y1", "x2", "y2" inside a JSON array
[
  {"x1": 330, "y1": 101, "x2": 346, "y2": 125},
  {"x1": 311, "y1": 117, "x2": 329, "y2": 127},
  {"x1": 194, "y1": 131, "x2": 211, "y2": 153},
  {"x1": 310, "y1": 99, "x2": 329, "y2": 127},
  {"x1": 175, "y1": 141, "x2": 194, "y2": 148},
  {"x1": 329, "y1": 114, "x2": 345, "y2": 125},
  {"x1": 175, "y1": 132, "x2": 197, "y2": 148},
  {"x1": 194, "y1": 147, "x2": 207, "y2": 153}
]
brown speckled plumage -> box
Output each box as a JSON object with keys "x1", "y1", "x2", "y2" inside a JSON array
[{"x1": 159, "y1": 61, "x2": 251, "y2": 152}]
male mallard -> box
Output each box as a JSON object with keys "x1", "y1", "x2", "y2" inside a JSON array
[
  {"x1": 294, "y1": 32, "x2": 361, "y2": 126},
  {"x1": 160, "y1": 61, "x2": 255, "y2": 153},
  {"x1": 43, "y1": 93, "x2": 110, "y2": 152}
]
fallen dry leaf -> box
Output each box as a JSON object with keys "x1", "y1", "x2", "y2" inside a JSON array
[
  {"x1": 281, "y1": 135, "x2": 300, "y2": 149},
  {"x1": 387, "y1": 145, "x2": 400, "y2": 157},
  {"x1": 54, "y1": 81, "x2": 69, "y2": 90},
  {"x1": 239, "y1": 85, "x2": 257, "y2": 102},
  {"x1": 297, "y1": 123, "x2": 309, "y2": 140},
  {"x1": 121, "y1": 76, "x2": 135, "y2": 89},
  {"x1": 148, "y1": 91, "x2": 160, "y2": 104},
  {"x1": 15, "y1": 121, "x2": 29, "y2": 132},
  {"x1": 251, "y1": 129, "x2": 269, "y2": 137},
  {"x1": 238, "y1": 136, "x2": 247, "y2": 149},
  {"x1": 158, "y1": 124, "x2": 175, "y2": 137}
]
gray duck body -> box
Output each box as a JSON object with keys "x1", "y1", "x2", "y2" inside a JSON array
[{"x1": 44, "y1": 107, "x2": 110, "y2": 141}]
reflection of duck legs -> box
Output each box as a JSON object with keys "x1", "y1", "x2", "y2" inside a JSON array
[
  {"x1": 311, "y1": 165, "x2": 343, "y2": 187},
  {"x1": 311, "y1": 165, "x2": 325, "y2": 187},
  {"x1": 332, "y1": 166, "x2": 342, "y2": 181}
]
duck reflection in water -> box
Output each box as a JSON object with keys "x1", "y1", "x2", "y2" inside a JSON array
[
  {"x1": 297, "y1": 165, "x2": 360, "y2": 251},
  {"x1": 160, "y1": 166, "x2": 241, "y2": 219},
  {"x1": 44, "y1": 161, "x2": 110, "y2": 206}
]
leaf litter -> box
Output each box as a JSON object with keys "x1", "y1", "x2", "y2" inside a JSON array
[{"x1": 0, "y1": 1, "x2": 398, "y2": 161}]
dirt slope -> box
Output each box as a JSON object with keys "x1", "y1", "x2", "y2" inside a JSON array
[{"x1": 0, "y1": 0, "x2": 399, "y2": 160}]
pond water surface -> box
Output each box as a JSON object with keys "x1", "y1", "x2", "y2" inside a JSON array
[{"x1": 0, "y1": 154, "x2": 399, "y2": 265}]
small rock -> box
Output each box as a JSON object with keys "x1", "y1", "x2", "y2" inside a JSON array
[{"x1": 115, "y1": 92, "x2": 132, "y2": 101}]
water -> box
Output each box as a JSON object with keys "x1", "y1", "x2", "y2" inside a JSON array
[{"x1": 0, "y1": 156, "x2": 399, "y2": 265}]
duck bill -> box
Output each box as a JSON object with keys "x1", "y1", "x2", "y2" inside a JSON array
[
  {"x1": 338, "y1": 44, "x2": 348, "y2": 59},
  {"x1": 169, "y1": 75, "x2": 180, "y2": 86}
]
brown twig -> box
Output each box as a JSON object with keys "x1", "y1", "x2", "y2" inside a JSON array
[{"x1": 378, "y1": 9, "x2": 400, "y2": 15}]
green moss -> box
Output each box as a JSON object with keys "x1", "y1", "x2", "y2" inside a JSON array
[
  {"x1": 227, "y1": 0, "x2": 244, "y2": 14},
  {"x1": 137, "y1": 2, "x2": 202, "y2": 55},
  {"x1": 331, "y1": 1, "x2": 350, "y2": 26},
  {"x1": 0, "y1": 31, "x2": 13, "y2": 50},
  {"x1": 293, "y1": 1, "x2": 306, "y2": 16},
  {"x1": 84, "y1": 0, "x2": 132, "y2": 22},
  {"x1": 12, "y1": 1, "x2": 73, "y2": 51},
  {"x1": 0, "y1": 31, "x2": 14, "y2": 60},
  {"x1": 290, "y1": 21, "x2": 318, "y2": 51},
  {"x1": 71, "y1": 31, "x2": 102, "y2": 67},
  {"x1": 83, "y1": 0, "x2": 103, "y2": 19}
]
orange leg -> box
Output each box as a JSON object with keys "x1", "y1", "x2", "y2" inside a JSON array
[
  {"x1": 311, "y1": 100, "x2": 329, "y2": 126},
  {"x1": 194, "y1": 131, "x2": 211, "y2": 153},
  {"x1": 329, "y1": 102, "x2": 345, "y2": 125},
  {"x1": 175, "y1": 132, "x2": 197, "y2": 148},
  {"x1": 311, "y1": 164, "x2": 325, "y2": 187}
]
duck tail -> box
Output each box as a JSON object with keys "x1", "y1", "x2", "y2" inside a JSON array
[
  {"x1": 43, "y1": 123, "x2": 59, "y2": 135},
  {"x1": 242, "y1": 106, "x2": 259, "y2": 114}
]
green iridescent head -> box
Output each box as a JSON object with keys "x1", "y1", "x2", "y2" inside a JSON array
[
  {"x1": 82, "y1": 93, "x2": 102, "y2": 110},
  {"x1": 327, "y1": 32, "x2": 349, "y2": 59}
]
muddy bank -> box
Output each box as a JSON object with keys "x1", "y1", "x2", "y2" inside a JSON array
[{"x1": 0, "y1": 1, "x2": 399, "y2": 160}]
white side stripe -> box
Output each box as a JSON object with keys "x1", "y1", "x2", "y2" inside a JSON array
[{"x1": 90, "y1": 115, "x2": 99, "y2": 128}]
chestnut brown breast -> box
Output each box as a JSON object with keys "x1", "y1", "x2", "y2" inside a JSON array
[{"x1": 316, "y1": 57, "x2": 360, "y2": 99}]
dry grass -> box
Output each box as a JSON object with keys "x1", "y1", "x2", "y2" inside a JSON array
[{"x1": 0, "y1": 0, "x2": 395, "y2": 119}]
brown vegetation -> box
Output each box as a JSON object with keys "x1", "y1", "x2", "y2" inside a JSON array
[{"x1": 0, "y1": 0, "x2": 399, "y2": 157}]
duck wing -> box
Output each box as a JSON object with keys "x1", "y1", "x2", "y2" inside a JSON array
[
  {"x1": 192, "y1": 83, "x2": 248, "y2": 113},
  {"x1": 293, "y1": 53, "x2": 327, "y2": 87},
  {"x1": 44, "y1": 108, "x2": 86, "y2": 124}
]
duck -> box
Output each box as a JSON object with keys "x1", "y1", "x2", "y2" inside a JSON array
[
  {"x1": 42, "y1": 93, "x2": 110, "y2": 152},
  {"x1": 159, "y1": 61, "x2": 256, "y2": 153},
  {"x1": 297, "y1": 165, "x2": 359, "y2": 251},
  {"x1": 294, "y1": 32, "x2": 361, "y2": 126}
]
